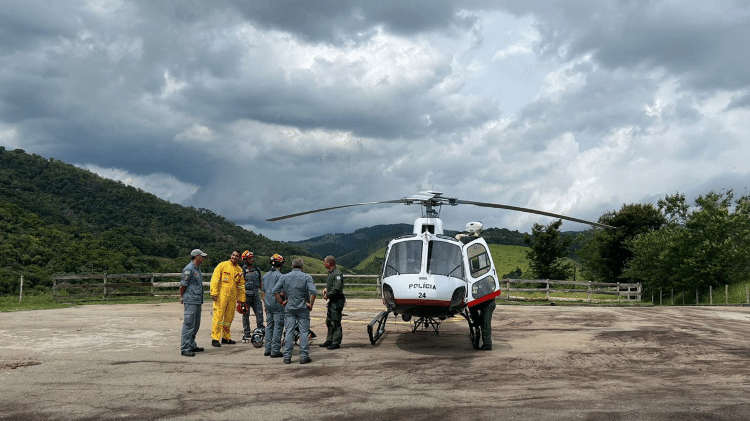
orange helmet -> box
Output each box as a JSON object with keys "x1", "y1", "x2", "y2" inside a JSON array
[
  {"x1": 269, "y1": 253, "x2": 285, "y2": 267},
  {"x1": 241, "y1": 250, "x2": 253, "y2": 260}
]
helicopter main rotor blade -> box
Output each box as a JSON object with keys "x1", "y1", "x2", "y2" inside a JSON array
[
  {"x1": 459, "y1": 200, "x2": 615, "y2": 230},
  {"x1": 266, "y1": 199, "x2": 404, "y2": 222}
]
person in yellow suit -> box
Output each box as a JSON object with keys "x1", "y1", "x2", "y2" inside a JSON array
[{"x1": 210, "y1": 250, "x2": 245, "y2": 347}]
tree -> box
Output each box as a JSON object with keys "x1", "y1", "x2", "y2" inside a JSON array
[
  {"x1": 580, "y1": 203, "x2": 666, "y2": 282},
  {"x1": 524, "y1": 219, "x2": 573, "y2": 280},
  {"x1": 625, "y1": 190, "x2": 750, "y2": 293}
]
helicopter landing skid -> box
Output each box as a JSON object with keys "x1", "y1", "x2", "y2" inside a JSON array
[
  {"x1": 412, "y1": 316, "x2": 442, "y2": 334},
  {"x1": 461, "y1": 309, "x2": 482, "y2": 350},
  {"x1": 367, "y1": 310, "x2": 390, "y2": 345}
]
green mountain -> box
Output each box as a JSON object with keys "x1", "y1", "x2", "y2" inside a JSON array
[
  {"x1": 0, "y1": 147, "x2": 309, "y2": 294},
  {"x1": 291, "y1": 224, "x2": 414, "y2": 269}
]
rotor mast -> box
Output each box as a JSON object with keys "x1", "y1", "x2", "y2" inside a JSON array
[{"x1": 402, "y1": 191, "x2": 458, "y2": 219}]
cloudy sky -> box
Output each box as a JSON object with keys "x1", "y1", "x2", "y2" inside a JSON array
[{"x1": 2, "y1": 1, "x2": 749, "y2": 241}]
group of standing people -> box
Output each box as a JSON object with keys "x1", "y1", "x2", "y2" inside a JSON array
[{"x1": 179, "y1": 249, "x2": 346, "y2": 364}]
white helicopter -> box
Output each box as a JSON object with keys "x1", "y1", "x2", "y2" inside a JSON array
[{"x1": 267, "y1": 191, "x2": 613, "y2": 349}]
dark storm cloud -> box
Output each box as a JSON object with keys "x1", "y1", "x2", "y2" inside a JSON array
[
  {"x1": 510, "y1": 0, "x2": 750, "y2": 91},
  {"x1": 728, "y1": 92, "x2": 750, "y2": 109},
  {"x1": 0, "y1": 2, "x2": 79, "y2": 52},
  {"x1": 231, "y1": 0, "x2": 466, "y2": 43},
  {"x1": 180, "y1": 72, "x2": 498, "y2": 140},
  {"x1": 2, "y1": 0, "x2": 496, "y2": 152}
]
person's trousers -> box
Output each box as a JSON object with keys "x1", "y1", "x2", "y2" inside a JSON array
[
  {"x1": 265, "y1": 309, "x2": 285, "y2": 355},
  {"x1": 181, "y1": 303, "x2": 201, "y2": 351},
  {"x1": 325, "y1": 298, "x2": 344, "y2": 345},
  {"x1": 283, "y1": 310, "x2": 310, "y2": 359},
  {"x1": 242, "y1": 294, "x2": 264, "y2": 334}
]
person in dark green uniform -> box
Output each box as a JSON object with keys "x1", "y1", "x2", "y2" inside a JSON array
[
  {"x1": 470, "y1": 298, "x2": 496, "y2": 350},
  {"x1": 320, "y1": 255, "x2": 345, "y2": 350}
]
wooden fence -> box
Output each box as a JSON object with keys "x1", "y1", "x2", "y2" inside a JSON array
[
  {"x1": 52, "y1": 273, "x2": 640, "y2": 303},
  {"x1": 503, "y1": 279, "x2": 641, "y2": 302},
  {"x1": 652, "y1": 285, "x2": 750, "y2": 306},
  {"x1": 51, "y1": 273, "x2": 381, "y2": 300}
]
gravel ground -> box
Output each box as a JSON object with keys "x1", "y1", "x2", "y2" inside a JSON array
[{"x1": 2, "y1": 299, "x2": 750, "y2": 420}]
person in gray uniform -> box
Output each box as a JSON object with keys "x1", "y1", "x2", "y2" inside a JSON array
[
  {"x1": 180, "y1": 249, "x2": 207, "y2": 357},
  {"x1": 273, "y1": 258, "x2": 316, "y2": 365},
  {"x1": 240, "y1": 250, "x2": 264, "y2": 339},
  {"x1": 263, "y1": 254, "x2": 286, "y2": 358}
]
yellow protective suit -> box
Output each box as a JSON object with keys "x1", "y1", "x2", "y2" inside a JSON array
[{"x1": 210, "y1": 260, "x2": 245, "y2": 341}]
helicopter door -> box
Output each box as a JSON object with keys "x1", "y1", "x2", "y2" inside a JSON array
[{"x1": 463, "y1": 239, "x2": 501, "y2": 305}]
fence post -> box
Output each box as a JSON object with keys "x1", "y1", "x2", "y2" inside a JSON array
[
  {"x1": 19, "y1": 275, "x2": 23, "y2": 303},
  {"x1": 506, "y1": 279, "x2": 510, "y2": 300},
  {"x1": 660, "y1": 290, "x2": 662, "y2": 306},
  {"x1": 726, "y1": 284, "x2": 728, "y2": 305},
  {"x1": 747, "y1": 285, "x2": 749, "y2": 304},
  {"x1": 671, "y1": 288, "x2": 674, "y2": 306},
  {"x1": 710, "y1": 286, "x2": 713, "y2": 306},
  {"x1": 696, "y1": 289, "x2": 699, "y2": 306},
  {"x1": 151, "y1": 274, "x2": 155, "y2": 297},
  {"x1": 546, "y1": 280, "x2": 550, "y2": 299},
  {"x1": 637, "y1": 283, "x2": 642, "y2": 301},
  {"x1": 588, "y1": 281, "x2": 591, "y2": 303},
  {"x1": 103, "y1": 273, "x2": 107, "y2": 300},
  {"x1": 618, "y1": 282, "x2": 621, "y2": 302}
]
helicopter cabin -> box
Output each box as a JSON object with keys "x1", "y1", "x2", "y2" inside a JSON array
[{"x1": 380, "y1": 218, "x2": 500, "y2": 319}]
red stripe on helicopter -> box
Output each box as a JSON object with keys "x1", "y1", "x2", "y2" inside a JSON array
[
  {"x1": 394, "y1": 299, "x2": 450, "y2": 307},
  {"x1": 467, "y1": 290, "x2": 502, "y2": 308}
]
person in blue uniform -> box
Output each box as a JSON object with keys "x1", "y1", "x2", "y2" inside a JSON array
[
  {"x1": 180, "y1": 249, "x2": 207, "y2": 357},
  {"x1": 263, "y1": 254, "x2": 286, "y2": 358},
  {"x1": 273, "y1": 258, "x2": 316, "y2": 364}
]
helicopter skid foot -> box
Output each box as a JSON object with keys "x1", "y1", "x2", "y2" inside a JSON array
[{"x1": 367, "y1": 310, "x2": 390, "y2": 345}]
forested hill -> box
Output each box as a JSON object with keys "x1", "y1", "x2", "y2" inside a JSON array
[
  {"x1": 292, "y1": 224, "x2": 414, "y2": 269},
  {"x1": 0, "y1": 147, "x2": 307, "y2": 294}
]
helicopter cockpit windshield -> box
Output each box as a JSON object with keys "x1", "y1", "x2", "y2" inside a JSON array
[
  {"x1": 427, "y1": 240, "x2": 464, "y2": 279},
  {"x1": 383, "y1": 237, "x2": 465, "y2": 280},
  {"x1": 384, "y1": 239, "x2": 422, "y2": 276}
]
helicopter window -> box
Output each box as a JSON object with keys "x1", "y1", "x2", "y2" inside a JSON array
[
  {"x1": 384, "y1": 240, "x2": 423, "y2": 277},
  {"x1": 467, "y1": 243, "x2": 491, "y2": 278},
  {"x1": 472, "y1": 276, "x2": 497, "y2": 298},
  {"x1": 427, "y1": 241, "x2": 464, "y2": 279}
]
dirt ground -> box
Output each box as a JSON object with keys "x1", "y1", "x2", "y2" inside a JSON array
[{"x1": 2, "y1": 299, "x2": 750, "y2": 420}]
